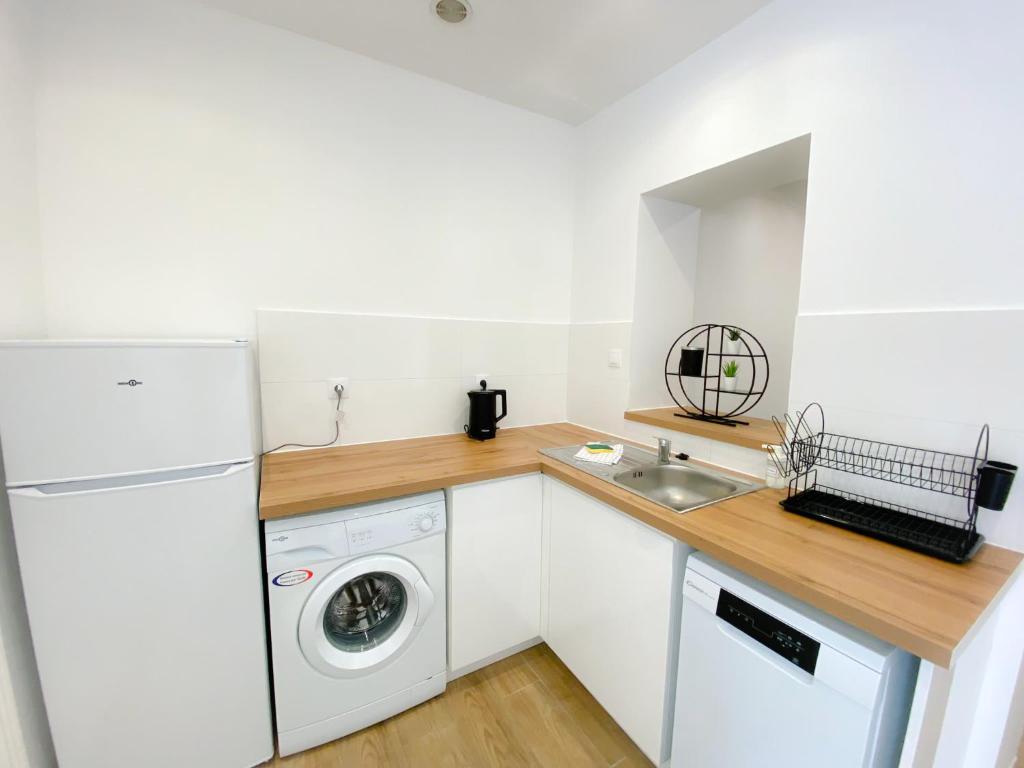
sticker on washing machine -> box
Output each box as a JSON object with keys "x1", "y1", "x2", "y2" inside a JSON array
[{"x1": 272, "y1": 569, "x2": 313, "y2": 587}]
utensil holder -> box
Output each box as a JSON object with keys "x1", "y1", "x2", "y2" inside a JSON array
[{"x1": 977, "y1": 461, "x2": 1017, "y2": 511}]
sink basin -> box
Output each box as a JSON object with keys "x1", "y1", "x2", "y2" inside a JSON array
[
  {"x1": 539, "y1": 444, "x2": 763, "y2": 514},
  {"x1": 613, "y1": 464, "x2": 742, "y2": 511}
]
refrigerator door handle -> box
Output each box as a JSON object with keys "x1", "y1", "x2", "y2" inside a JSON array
[{"x1": 8, "y1": 461, "x2": 255, "y2": 498}]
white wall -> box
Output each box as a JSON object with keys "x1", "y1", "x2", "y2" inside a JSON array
[
  {"x1": 0, "y1": 0, "x2": 44, "y2": 339},
  {"x1": 32, "y1": 0, "x2": 575, "y2": 340},
  {"x1": 571, "y1": 0, "x2": 1024, "y2": 324},
  {"x1": 692, "y1": 180, "x2": 806, "y2": 419},
  {"x1": 567, "y1": 321, "x2": 633, "y2": 440},
  {"x1": 27, "y1": 0, "x2": 577, "y2": 464},
  {"x1": 10, "y1": 0, "x2": 574, "y2": 762},
  {"x1": 628, "y1": 181, "x2": 806, "y2": 422},
  {"x1": 0, "y1": 0, "x2": 54, "y2": 765},
  {"x1": 258, "y1": 309, "x2": 567, "y2": 449},
  {"x1": 567, "y1": 0, "x2": 1024, "y2": 763},
  {"x1": 568, "y1": 0, "x2": 1024, "y2": 544},
  {"x1": 9, "y1": 0, "x2": 1024, "y2": 761},
  {"x1": 568, "y1": 316, "x2": 768, "y2": 476},
  {"x1": 628, "y1": 198, "x2": 700, "y2": 411}
]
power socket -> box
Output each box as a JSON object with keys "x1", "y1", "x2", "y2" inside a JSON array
[{"x1": 326, "y1": 377, "x2": 350, "y2": 400}]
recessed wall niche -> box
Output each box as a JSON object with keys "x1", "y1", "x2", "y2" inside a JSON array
[{"x1": 628, "y1": 135, "x2": 810, "y2": 421}]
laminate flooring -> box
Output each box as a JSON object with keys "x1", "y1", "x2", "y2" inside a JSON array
[{"x1": 267, "y1": 643, "x2": 652, "y2": 767}]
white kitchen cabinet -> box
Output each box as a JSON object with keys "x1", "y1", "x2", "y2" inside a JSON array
[
  {"x1": 448, "y1": 473, "x2": 543, "y2": 675},
  {"x1": 545, "y1": 476, "x2": 682, "y2": 765}
]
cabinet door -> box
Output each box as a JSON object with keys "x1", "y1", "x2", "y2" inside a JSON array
[
  {"x1": 546, "y1": 477, "x2": 678, "y2": 765},
  {"x1": 448, "y1": 473, "x2": 543, "y2": 675}
]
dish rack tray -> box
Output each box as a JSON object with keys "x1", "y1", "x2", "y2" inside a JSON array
[{"x1": 774, "y1": 403, "x2": 988, "y2": 563}]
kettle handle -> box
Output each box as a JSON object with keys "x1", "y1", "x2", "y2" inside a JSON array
[{"x1": 495, "y1": 389, "x2": 507, "y2": 424}]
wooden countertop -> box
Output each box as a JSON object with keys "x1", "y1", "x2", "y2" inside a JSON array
[
  {"x1": 260, "y1": 423, "x2": 1022, "y2": 668},
  {"x1": 259, "y1": 423, "x2": 591, "y2": 518},
  {"x1": 624, "y1": 406, "x2": 780, "y2": 451}
]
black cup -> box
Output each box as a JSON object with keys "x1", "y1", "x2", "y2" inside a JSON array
[
  {"x1": 679, "y1": 347, "x2": 705, "y2": 377},
  {"x1": 977, "y1": 461, "x2": 1017, "y2": 511}
]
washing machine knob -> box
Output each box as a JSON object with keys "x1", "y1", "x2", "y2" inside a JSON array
[{"x1": 418, "y1": 516, "x2": 434, "y2": 532}]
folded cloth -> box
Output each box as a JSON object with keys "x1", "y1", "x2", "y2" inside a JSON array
[{"x1": 574, "y1": 443, "x2": 624, "y2": 466}]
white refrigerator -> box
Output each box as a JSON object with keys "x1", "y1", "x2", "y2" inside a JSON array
[{"x1": 0, "y1": 340, "x2": 273, "y2": 768}]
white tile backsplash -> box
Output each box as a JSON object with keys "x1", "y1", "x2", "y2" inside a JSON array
[
  {"x1": 257, "y1": 309, "x2": 569, "y2": 450},
  {"x1": 485, "y1": 374, "x2": 568, "y2": 428},
  {"x1": 565, "y1": 320, "x2": 769, "y2": 478},
  {"x1": 460, "y1": 321, "x2": 569, "y2": 377},
  {"x1": 257, "y1": 310, "x2": 463, "y2": 382},
  {"x1": 789, "y1": 309, "x2": 1024, "y2": 434},
  {"x1": 566, "y1": 322, "x2": 632, "y2": 429},
  {"x1": 260, "y1": 308, "x2": 1023, "y2": 548},
  {"x1": 786, "y1": 308, "x2": 1024, "y2": 547},
  {"x1": 330, "y1": 378, "x2": 468, "y2": 445},
  {"x1": 259, "y1": 380, "x2": 339, "y2": 451},
  {"x1": 560, "y1": 309, "x2": 1024, "y2": 548}
]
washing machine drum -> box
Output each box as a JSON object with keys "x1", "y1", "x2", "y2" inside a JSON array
[
  {"x1": 323, "y1": 572, "x2": 405, "y2": 652},
  {"x1": 299, "y1": 555, "x2": 434, "y2": 678}
]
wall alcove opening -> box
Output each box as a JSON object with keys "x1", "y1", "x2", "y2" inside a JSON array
[{"x1": 628, "y1": 134, "x2": 811, "y2": 423}]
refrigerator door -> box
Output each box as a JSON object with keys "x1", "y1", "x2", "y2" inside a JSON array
[
  {"x1": 0, "y1": 340, "x2": 254, "y2": 485},
  {"x1": 8, "y1": 461, "x2": 272, "y2": 768}
]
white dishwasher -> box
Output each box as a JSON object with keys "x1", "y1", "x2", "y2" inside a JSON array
[{"x1": 671, "y1": 553, "x2": 918, "y2": 768}]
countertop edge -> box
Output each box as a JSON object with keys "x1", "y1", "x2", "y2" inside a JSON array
[
  {"x1": 258, "y1": 423, "x2": 1023, "y2": 668},
  {"x1": 538, "y1": 458, "x2": 958, "y2": 665},
  {"x1": 260, "y1": 460, "x2": 542, "y2": 519}
]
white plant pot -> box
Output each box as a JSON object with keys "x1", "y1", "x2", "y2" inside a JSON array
[
  {"x1": 720, "y1": 376, "x2": 737, "y2": 392},
  {"x1": 723, "y1": 338, "x2": 742, "y2": 355}
]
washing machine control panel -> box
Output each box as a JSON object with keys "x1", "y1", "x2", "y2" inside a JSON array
[{"x1": 346, "y1": 500, "x2": 446, "y2": 555}]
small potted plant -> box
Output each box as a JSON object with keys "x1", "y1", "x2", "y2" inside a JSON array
[
  {"x1": 721, "y1": 360, "x2": 739, "y2": 391},
  {"x1": 723, "y1": 327, "x2": 742, "y2": 354}
]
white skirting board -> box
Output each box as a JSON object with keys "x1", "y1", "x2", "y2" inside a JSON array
[{"x1": 448, "y1": 637, "x2": 544, "y2": 681}]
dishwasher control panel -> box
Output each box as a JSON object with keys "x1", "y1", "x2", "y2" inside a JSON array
[{"x1": 716, "y1": 589, "x2": 821, "y2": 675}]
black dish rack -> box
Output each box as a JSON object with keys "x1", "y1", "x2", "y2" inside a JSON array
[{"x1": 773, "y1": 403, "x2": 988, "y2": 563}]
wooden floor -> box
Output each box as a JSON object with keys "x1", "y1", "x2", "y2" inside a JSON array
[{"x1": 267, "y1": 643, "x2": 652, "y2": 767}]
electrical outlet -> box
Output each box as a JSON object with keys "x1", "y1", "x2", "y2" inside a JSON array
[
  {"x1": 474, "y1": 373, "x2": 490, "y2": 389},
  {"x1": 326, "y1": 377, "x2": 350, "y2": 400}
]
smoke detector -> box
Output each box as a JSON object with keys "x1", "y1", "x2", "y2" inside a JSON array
[{"x1": 434, "y1": 0, "x2": 471, "y2": 24}]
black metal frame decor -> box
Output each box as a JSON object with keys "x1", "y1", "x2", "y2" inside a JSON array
[
  {"x1": 663, "y1": 323, "x2": 769, "y2": 427},
  {"x1": 771, "y1": 402, "x2": 1001, "y2": 563}
]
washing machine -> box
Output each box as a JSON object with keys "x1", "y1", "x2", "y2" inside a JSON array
[{"x1": 265, "y1": 490, "x2": 447, "y2": 757}]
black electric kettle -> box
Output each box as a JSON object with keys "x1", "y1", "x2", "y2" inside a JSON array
[{"x1": 464, "y1": 380, "x2": 507, "y2": 441}]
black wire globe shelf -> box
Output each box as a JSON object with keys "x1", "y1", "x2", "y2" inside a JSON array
[{"x1": 664, "y1": 323, "x2": 769, "y2": 427}]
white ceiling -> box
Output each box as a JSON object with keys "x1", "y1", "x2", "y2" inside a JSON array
[
  {"x1": 647, "y1": 135, "x2": 811, "y2": 207},
  {"x1": 196, "y1": 0, "x2": 772, "y2": 124}
]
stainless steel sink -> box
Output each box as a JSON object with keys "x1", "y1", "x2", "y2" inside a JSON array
[
  {"x1": 612, "y1": 463, "x2": 746, "y2": 511},
  {"x1": 540, "y1": 444, "x2": 762, "y2": 514}
]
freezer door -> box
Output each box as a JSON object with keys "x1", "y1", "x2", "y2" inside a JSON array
[
  {"x1": 8, "y1": 461, "x2": 272, "y2": 768},
  {"x1": 0, "y1": 340, "x2": 254, "y2": 485}
]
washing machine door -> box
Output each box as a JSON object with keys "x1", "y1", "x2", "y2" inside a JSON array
[{"x1": 298, "y1": 554, "x2": 434, "y2": 678}]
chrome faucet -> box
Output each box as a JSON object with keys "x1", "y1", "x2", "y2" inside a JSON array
[{"x1": 656, "y1": 436, "x2": 672, "y2": 465}]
